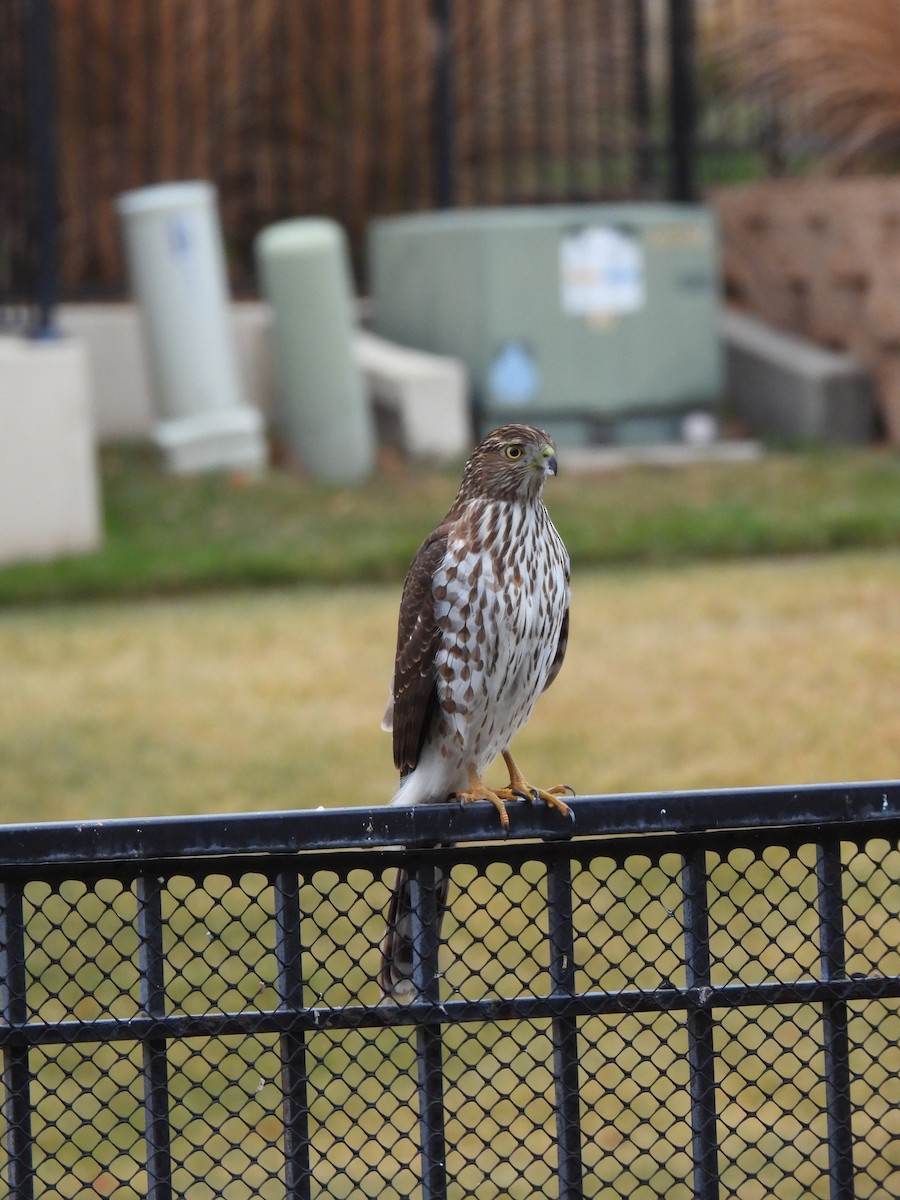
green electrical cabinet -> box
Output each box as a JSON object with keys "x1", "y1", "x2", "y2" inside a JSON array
[{"x1": 369, "y1": 205, "x2": 723, "y2": 444}]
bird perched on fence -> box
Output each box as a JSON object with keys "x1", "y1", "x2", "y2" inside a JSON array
[{"x1": 380, "y1": 423, "x2": 573, "y2": 997}]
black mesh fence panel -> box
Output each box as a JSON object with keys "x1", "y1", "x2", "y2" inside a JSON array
[{"x1": 1, "y1": 784, "x2": 899, "y2": 1198}]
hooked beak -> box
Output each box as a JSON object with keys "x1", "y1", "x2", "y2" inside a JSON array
[{"x1": 531, "y1": 442, "x2": 558, "y2": 478}]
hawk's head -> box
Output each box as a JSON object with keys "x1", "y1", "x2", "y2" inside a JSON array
[{"x1": 457, "y1": 424, "x2": 558, "y2": 504}]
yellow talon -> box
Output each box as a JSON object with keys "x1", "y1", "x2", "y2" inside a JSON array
[
  {"x1": 501, "y1": 750, "x2": 574, "y2": 821},
  {"x1": 456, "y1": 757, "x2": 575, "y2": 829},
  {"x1": 456, "y1": 771, "x2": 511, "y2": 829}
]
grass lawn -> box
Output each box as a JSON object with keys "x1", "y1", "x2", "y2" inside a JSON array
[
  {"x1": 1, "y1": 551, "x2": 897, "y2": 827},
  {"x1": 0, "y1": 443, "x2": 899, "y2": 605}
]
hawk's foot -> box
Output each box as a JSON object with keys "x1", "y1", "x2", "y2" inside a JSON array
[
  {"x1": 455, "y1": 777, "x2": 513, "y2": 830},
  {"x1": 501, "y1": 751, "x2": 575, "y2": 822}
]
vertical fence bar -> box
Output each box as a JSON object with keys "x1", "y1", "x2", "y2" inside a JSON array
[
  {"x1": 630, "y1": 0, "x2": 654, "y2": 193},
  {"x1": 682, "y1": 847, "x2": 720, "y2": 1200},
  {"x1": 546, "y1": 854, "x2": 584, "y2": 1200},
  {"x1": 816, "y1": 840, "x2": 855, "y2": 1200},
  {"x1": 431, "y1": 0, "x2": 455, "y2": 209},
  {"x1": 136, "y1": 875, "x2": 174, "y2": 1200},
  {"x1": 0, "y1": 881, "x2": 35, "y2": 1200},
  {"x1": 410, "y1": 859, "x2": 449, "y2": 1200},
  {"x1": 23, "y1": 0, "x2": 59, "y2": 337},
  {"x1": 668, "y1": 0, "x2": 697, "y2": 202},
  {"x1": 275, "y1": 870, "x2": 312, "y2": 1200}
]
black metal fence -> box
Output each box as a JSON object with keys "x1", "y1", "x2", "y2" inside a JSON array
[
  {"x1": 1, "y1": 0, "x2": 805, "y2": 325},
  {"x1": 0, "y1": 0, "x2": 59, "y2": 335},
  {"x1": 2, "y1": 781, "x2": 899, "y2": 1199}
]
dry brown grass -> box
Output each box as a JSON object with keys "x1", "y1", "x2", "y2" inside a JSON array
[
  {"x1": 537, "y1": 550, "x2": 900, "y2": 794},
  {"x1": 0, "y1": 551, "x2": 897, "y2": 828}
]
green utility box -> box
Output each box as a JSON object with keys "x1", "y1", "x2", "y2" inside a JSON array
[{"x1": 369, "y1": 205, "x2": 723, "y2": 444}]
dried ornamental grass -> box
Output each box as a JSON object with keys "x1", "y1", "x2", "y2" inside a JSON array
[{"x1": 725, "y1": 0, "x2": 900, "y2": 164}]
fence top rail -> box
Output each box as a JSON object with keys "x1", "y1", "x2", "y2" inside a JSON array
[{"x1": 0, "y1": 780, "x2": 898, "y2": 871}]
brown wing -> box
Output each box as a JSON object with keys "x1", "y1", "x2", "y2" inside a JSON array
[
  {"x1": 543, "y1": 603, "x2": 569, "y2": 693},
  {"x1": 390, "y1": 525, "x2": 449, "y2": 775},
  {"x1": 542, "y1": 540, "x2": 570, "y2": 694}
]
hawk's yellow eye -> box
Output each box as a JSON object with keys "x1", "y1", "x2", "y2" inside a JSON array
[{"x1": 505, "y1": 445, "x2": 525, "y2": 461}]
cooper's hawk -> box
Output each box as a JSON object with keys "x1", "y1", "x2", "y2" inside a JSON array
[{"x1": 380, "y1": 423, "x2": 572, "y2": 997}]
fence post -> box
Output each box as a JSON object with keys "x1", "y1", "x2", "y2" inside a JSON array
[
  {"x1": 275, "y1": 870, "x2": 313, "y2": 1200},
  {"x1": 682, "y1": 846, "x2": 720, "y2": 1200},
  {"x1": 816, "y1": 841, "x2": 855, "y2": 1200},
  {"x1": 137, "y1": 875, "x2": 174, "y2": 1200},
  {"x1": 24, "y1": 0, "x2": 60, "y2": 337},
  {"x1": 410, "y1": 859, "x2": 449, "y2": 1200},
  {"x1": 547, "y1": 854, "x2": 585, "y2": 1200},
  {"x1": 432, "y1": 0, "x2": 455, "y2": 208},
  {"x1": 630, "y1": 0, "x2": 654, "y2": 193},
  {"x1": 0, "y1": 882, "x2": 36, "y2": 1200},
  {"x1": 668, "y1": 0, "x2": 697, "y2": 202}
]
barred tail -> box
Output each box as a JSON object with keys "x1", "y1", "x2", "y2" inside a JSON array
[{"x1": 380, "y1": 864, "x2": 450, "y2": 999}]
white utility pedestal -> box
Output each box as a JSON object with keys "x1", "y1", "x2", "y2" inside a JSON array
[
  {"x1": 116, "y1": 182, "x2": 267, "y2": 473},
  {"x1": 255, "y1": 218, "x2": 375, "y2": 484}
]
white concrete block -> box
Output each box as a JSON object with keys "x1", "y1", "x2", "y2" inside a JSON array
[
  {"x1": 58, "y1": 302, "x2": 277, "y2": 442},
  {"x1": 0, "y1": 336, "x2": 102, "y2": 563},
  {"x1": 56, "y1": 303, "x2": 471, "y2": 461},
  {"x1": 355, "y1": 330, "x2": 470, "y2": 460},
  {"x1": 153, "y1": 407, "x2": 268, "y2": 475},
  {"x1": 231, "y1": 301, "x2": 276, "y2": 418},
  {"x1": 59, "y1": 303, "x2": 154, "y2": 439}
]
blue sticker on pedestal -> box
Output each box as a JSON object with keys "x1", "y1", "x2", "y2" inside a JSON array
[{"x1": 489, "y1": 342, "x2": 540, "y2": 406}]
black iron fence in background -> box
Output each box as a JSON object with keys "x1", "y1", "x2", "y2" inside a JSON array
[
  {"x1": 1, "y1": 0, "x2": 806, "y2": 330},
  {"x1": 0, "y1": 0, "x2": 59, "y2": 335},
  {"x1": 1, "y1": 781, "x2": 899, "y2": 1199}
]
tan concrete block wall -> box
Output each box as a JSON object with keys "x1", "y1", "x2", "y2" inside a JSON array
[{"x1": 708, "y1": 178, "x2": 900, "y2": 441}]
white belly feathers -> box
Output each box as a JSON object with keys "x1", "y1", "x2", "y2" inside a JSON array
[{"x1": 431, "y1": 499, "x2": 568, "y2": 768}]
